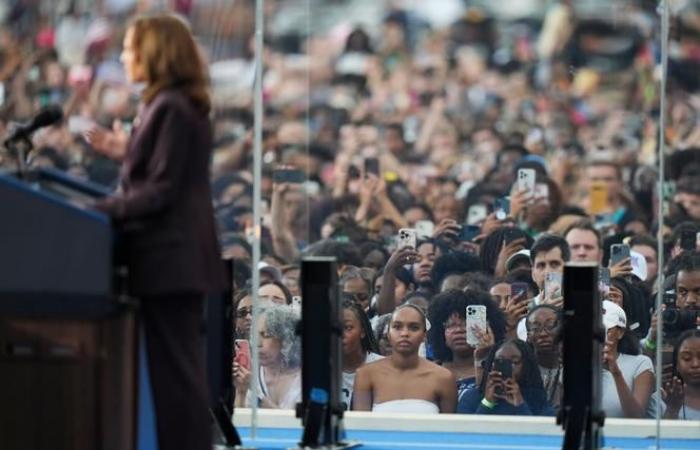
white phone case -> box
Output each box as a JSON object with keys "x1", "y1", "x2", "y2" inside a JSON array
[
  {"x1": 466, "y1": 305, "x2": 487, "y2": 346},
  {"x1": 517, "y1": 168, "x2": 536, "y2": 194},
  {"x1": 398, "y1": 228, "x2": 417, "y2": 249}
]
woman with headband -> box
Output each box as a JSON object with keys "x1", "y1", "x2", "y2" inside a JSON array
[{"x1": 352, "y1": 304, "x2": 457, "y2": 413}]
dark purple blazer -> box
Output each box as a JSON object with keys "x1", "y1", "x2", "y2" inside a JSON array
[{"x1": 96, "y1": 89, "x2": 226, "y2": 296}]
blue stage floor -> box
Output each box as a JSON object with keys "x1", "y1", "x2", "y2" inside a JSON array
[{"x1": 238, "y1": 427, "x2": 700, "y2": 450}]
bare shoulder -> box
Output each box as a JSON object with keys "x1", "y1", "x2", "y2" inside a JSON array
[
  {"x1": 422, "y1": 358, "x2": 455, "y2": 381},
  {"x1": 364, "y1": 357, "x2": 390, "y2": 372}
]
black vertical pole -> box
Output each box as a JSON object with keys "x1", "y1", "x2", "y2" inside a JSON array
[{"x1": 559, "y1": 262, "x2": 605, "y2": 450}]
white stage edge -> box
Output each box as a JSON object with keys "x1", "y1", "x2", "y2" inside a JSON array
[{"x1": 232, "y1": 408, "x2": 700, "y2": 440}]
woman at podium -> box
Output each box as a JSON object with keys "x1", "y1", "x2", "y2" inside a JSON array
[{"x1": 86, "y1": 14, "x2": 226, "y2": 450}]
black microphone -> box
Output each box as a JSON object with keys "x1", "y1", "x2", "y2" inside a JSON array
[{"x1": 4, "y1": 105, "x2": 64, "y2": 145}]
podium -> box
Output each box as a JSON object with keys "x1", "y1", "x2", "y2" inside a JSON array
[{"x1": 0, "y1": 168, "x2": 137, "y2": 450}]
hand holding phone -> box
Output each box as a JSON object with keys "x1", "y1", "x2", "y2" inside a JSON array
[
  {"x1": 609, "y1": 244, "x2": 631, "y2": 266},
  {"x1": 493, "y1": 358, "x2": 514, "y2": 380},
  {"x1": 494, "y1": 197, "x2": 510, "y2": 221},
  {"x1": 517, "y1": 168, "x2": 536, "y2": 198},
  {"x1": 544, "y1": 272, "x2": 563, "y2": 304},
  {"x1": 364, "y1": 157, "x2": 380, "y2": 176},
  {"x1": 510, "y1": 282, "x2": 529, "y2": 302}
]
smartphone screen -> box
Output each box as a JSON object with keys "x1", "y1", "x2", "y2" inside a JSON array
[
  {"x1": 273, "y1": 168, "x2": 305, "y2": 184},
  {"x1": 364, "y1": 157, "x2": 380, "y2": 176},
  {"x1": 589, "y1": 181, "x2": 608, "y2": 215}
]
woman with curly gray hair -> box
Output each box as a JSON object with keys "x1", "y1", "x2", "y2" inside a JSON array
[{"x1": 234, "y1": 304, "x2": 301, "y2": 409}]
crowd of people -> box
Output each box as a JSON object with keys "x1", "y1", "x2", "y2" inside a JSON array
[{"x1": 2, "y1": 0, "x2": 700, "y2": 421}]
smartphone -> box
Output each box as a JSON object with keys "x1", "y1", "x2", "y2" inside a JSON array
[
  {"x1": 415, "y1": 220, "x2": 434, "y2": 238},
  {"x1": 544, "y1": 272, "x2": 563, "y2": 300},
  {"x1": 610, "y1": 243, "x2": 631, "y2": 266},
  {"x1": 589, "y1": 181, "x2": 609, "y2": 215},
  {"x1": 459, "y1": 224, "x2": 480, "y2": 242},
  {"x1": 680, "y1": 230, "x2": 696, "y2": 251},
  {"x1": 466, "y1": 305, "x2": 487, "y2": 346},
  {"x1": 494, "y1": 197, "x2": 510, "y2": 220},
  {"x1": 517, "y1": 168, "x2": 536, "y2": 196},
  {"x1": 68, "y1": 115, "x2": 96, "y2": 135},
  {"x1": 493, "y1": 358, "x2": 513, "y2": 379},
  {"x1": 598, "y1": 267, "x2": 611, "y2": 297},
  {"x1": 291, "y1": 295, "x2": 302, "y2": 313},
  {"x1": 67, "y1": 64, "x2": 93, "y2": 86},
  {"x1": 503, "y1": 227, "x2": 520, "y2": 245},
  {"x1": 467, "y1": 204, "x2": 488, "y2": 225},
  {"x1": 510, "y1": 282, "x2": 529, "y2": 301},
  {"x1": 234, "y1": 339, "x2": 251, "y2": 371},
  {"x1": 398, "y1": 228, "x2": 418, "y2": 249},
  {"x1": 364, "y1": 157, "x2": 380, "y2": 176},
  {"x1": 273, "y1": 168, "x2": 305, "y2": 184}
]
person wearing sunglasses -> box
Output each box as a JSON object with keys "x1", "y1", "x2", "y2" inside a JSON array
[
  {"x1": 234, "y1": 289, "x2": 253, "y2": 339},
  {"x1": 525, "y1": 305, "x2": 563, "y2": 409}
]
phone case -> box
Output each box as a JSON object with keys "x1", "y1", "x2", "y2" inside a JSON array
[
  {"x1": 234, "y1": 340, "x2": 251, "y2": 370},
  {"x1": 517, "y1": 169, "x2": 536, "y2": 194},
  {"x1": 610, "y1": 244, "x2": 630, "y2": 265},
  {"x1": 466, "y1": 305, "x2": 487, "y2": 346},
  {"x1": 589, "y1": 181, "x2": 608, "y2": 214},
  {"x1": 544, "y1": 272, "x2": 563, "y2": 300},
  {"x1": 398, "y1": 228, "x2": 417, "y2": 249}
]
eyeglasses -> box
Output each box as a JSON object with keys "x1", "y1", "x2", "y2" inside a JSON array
[
  {"x1": 527, "y1": 322, "x2": 559, "y2": 334},
  {"x1": 236, "y1": 307, "x2": 252, "y2": 319},
  {"x1": 443, "y1": 320, "x2": 466, "y2": 331}
]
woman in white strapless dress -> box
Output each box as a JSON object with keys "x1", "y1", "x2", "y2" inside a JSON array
[{"x1": 352, "y1": 304, "x2": 457, "y2": 413}]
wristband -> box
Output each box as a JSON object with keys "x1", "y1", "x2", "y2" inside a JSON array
[
  {"x1": 481, "y1": 397, "x2": 496, "y2": 409},
  {"x1": 643, "y1": 338, "x2": 656, "y2": 352}
]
